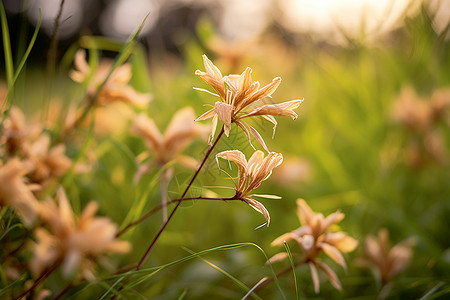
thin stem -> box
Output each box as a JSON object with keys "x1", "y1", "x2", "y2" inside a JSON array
[
  {"x1": 253, "y1": 258, "x2": 307, "y2": 294},
  {"x1": 46, "y1": 0, "x2": 65, "y2": 75},
  {"x1": 13, "y1": 260, "x2": 61, "y2": 300},
  {"x1": 159, "y1": 169, "x2": 168, "y2": 222},
  {"x1": 111, "y1": 127, "x2": 225, "y2": 299},
  {"x1": 116, "y1": 195, "x2": 235, "y2": 237},
  {"x1": 136, "y1": 126, "x2": 225, "y2": 270}
]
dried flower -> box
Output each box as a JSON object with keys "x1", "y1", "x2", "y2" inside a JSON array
[
  {"x1": 363, "y1": 228, "x2": 415, "y2": 284},
  {"x1": 195, "y1": 55, "x2": 303, "y2": 150},
  {"x1": 30, "y1": 188, "x2": 131, "y2": 279},
  {"x1": 70, "y1": 50, "x2": 151, "y2": 108},
  {"x1": 271, "y1": 199, "x2": 358, "y2": 293},
  {"x1": 216, "y1": 150, "x2": 283, "y2": 226},
  {"x1": 0, "y1": 158, "x2": 39, "y2": 226},
  {"x1": 131, "y1": 107, "x2": 208, "y2": 179},
  {"x1": 391, "y1": 86, "x2": 450, "y2": 167},
  {"x1": 0, "y1": 106, "x2": 41, "y2": 156},
  {"x1": 24, "y1": 134, "x2": 72, "y2": 187}
]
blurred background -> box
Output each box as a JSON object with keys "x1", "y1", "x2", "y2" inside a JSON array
[{"x1": 1, "y1": 0, "x2": 450, "y2": 299}]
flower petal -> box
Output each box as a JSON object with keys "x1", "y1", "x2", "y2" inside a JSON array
[
  {"x1": 317, "y1": 261, "x2": 342, "y2": 291},
  {"x1": 195, "y1": 108, "x2": 216, "y2": 121},
  {"x1": 271, "y1": 232, "x2": 297, "y2": 246},
  {"x1": 244, "y1": 197, "x2": 271, "y2": 226},
  {"x1": 241, "y1": 99, "x2": 303, "y2": 120},
  {"x1": 237, "y1": 77, "x2": 282, "y2": 111},
  {"x1": 268, "y1": 252, "x2": 289, "y2": 263},
  {"x1": 235, "y1": 120, "x2": 256, "y2": 151},
  {"x1": 308, "y1": 262, "x2": 321, "y2": 294},
  {"x1": 216, "y1": 150, "x2": 248, "y2": 187},
  {"x1": 319, "y1": 243, "x2": 347, "y2": 271},
  {"x1": 214, "y1": 101, "x2": 234, "y2": 136},
  {"x1": 248, "y1": 125, "x2": 269, "y2": 152},
  {"x1": 297, "y1": 199, "x2": 314, "y2": 226}
]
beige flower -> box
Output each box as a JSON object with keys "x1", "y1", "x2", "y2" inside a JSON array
[
  {"x1": 70, "y1": 50, "x2": 151, "y2": 108},
  {"x1": 271, "y1": 199, "x2": 358, "y2": 293},
  {"x1": 24, "y1": 134, "x2": 72, "y2": 187},
  {"x1": 216, "y1": 150, "x2": 283, "y2": 226},
  {"x1": 131, "y1": 107, "x2": 208, "y2": 175},
  {"x1": 0, "y1": 158, "x2": 39, "y2": 227},
  {"x1": 363, "y1": 228, "x2": 415, "y2": 284},
  {"x1": 31, "y1": 188, "x2": 130, "y2": 279},
  {"x1": 195, "y1": 55, "x2": 303, "y2": 150},
  {"x1": 0, "y1": 106, "x2": 41, "y2": 156},
  {"x1": 131, "y1": 107, "x2": 208, "y2": 220},
  {"x1": 391, "y1": 86, "x2": 450, "y2": 167}
]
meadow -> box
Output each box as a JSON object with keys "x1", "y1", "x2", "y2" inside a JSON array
[{"x1": 1, "y1": 2, "x2": 449, "y2": 299}]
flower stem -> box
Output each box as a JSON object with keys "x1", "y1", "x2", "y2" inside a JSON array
[
  {"x1": 136, "y1": 126, "x2": 225, "y2": 269},
  {"x1": 13, "y1": 260, "x2": 61, "y2": 300},
  {"x1": 252, "y1": 259, "x2": 307, "y2": 294},
  {"x1": 116, "y1": 195, "x2": 235, "y2": 237}
]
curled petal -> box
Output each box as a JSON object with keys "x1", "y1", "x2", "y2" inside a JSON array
[
  {"x1": 241, "y1": 99, "x2": 303, "y2": 120},
  {"x1": 247, "y1": 150, "x2": 265, "y2": 175},
  {"x1": 237, "y1": 77, "x2": 282, "y2": 112},
  {"x1": 214, "y1": 101, "x2": 233, "y2": 136},
  {"x1": 244, "y1": 197, "x2": 270, "y2": 226},
  {"x1": 216, "y1": 150, "x2": 248, "y2": 185},
  {"x1": 248, "y1": 125, "x2": 269, "y2": 152},
  {"x1": 195, "y1": 108, "x2": 216, "y2": 121},
  {"x1": 235, "y1": 120, "x2": 256, "y2": 150},
  {"x1": 195, "y1": 55, "x2": 225, "y2": 98}
]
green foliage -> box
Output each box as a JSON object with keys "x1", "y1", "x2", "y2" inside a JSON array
[{"x1": 1, "y1": 3, "x2": 450, "y2": 300}]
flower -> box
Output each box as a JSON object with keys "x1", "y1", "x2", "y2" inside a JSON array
[
  {"x1": 24, "y1": 134, "x2": 72, "y2": 188},
  {"x1": 130, "y1": 107, "x2": 209, "y2": 179},
  {"x1": 0, "y1": 106, "x2": 41, "y2": 157},
  {"x1": 195, "y1": 55, "x2": 303, "y2": 150},
  {"x1": 271, "y1": 199, "x2": 358, "y2": 293},
  {"x1": 362, "y1": 228, "x2": 415, "y2": 284},
  {"x1": 216, "y1": 150, "x2": 283, "y2": 226},
  {"x1": 30, "y1": 188, "x2": 131, "y2": 279},
  {"x1": 70, "y1": 50, "x2": 151, "y2": 108},
  {"x1": 391, "y1": 86, "x2": 450, "y2": 167},
  {"x1": 0, "y1": 158, "x2": 39, "y2": 227}
]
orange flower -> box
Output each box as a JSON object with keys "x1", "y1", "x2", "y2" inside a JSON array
[
  {"x1": 271, "y1": 199, "x2": 358, "y2": 293},
  {"x1": 70, "y1": 50, "x2": 151, "y2": 108},
  {"x1": 195, "y1": 55, "x2": 303, "y2": 150},
  {"x1": 216, "y1": 150, "x2": 283, "y2": 226},
  {"x1": 0, "y1": 158, "x2": 39, "y2": 227},
  {"x1": 363, "y1": 228, "x2": 415, "y2": 284},
  {"x1": 31, "y1": 188, "x2": 130, "y2": 279}
]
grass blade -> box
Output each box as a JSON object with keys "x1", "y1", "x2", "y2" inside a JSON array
[
  {"x1": 183, "y1": 246, "x2": 264, "y2": 300},
  {"x1": 284, "y1": 241, "x2": 300, "y2": 300}
]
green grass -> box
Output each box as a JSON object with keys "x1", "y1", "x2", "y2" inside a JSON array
[{"x1": 1, "y1": 3, "x2": 450, "y2": 299}]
